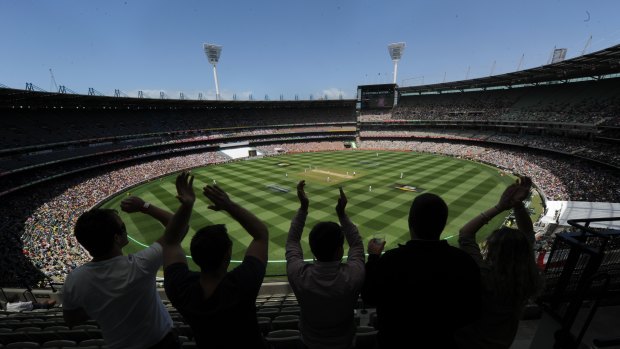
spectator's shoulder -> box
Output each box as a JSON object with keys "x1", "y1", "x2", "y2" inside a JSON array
[
  {"x1": 165, "y1": 261, "x2": 191, "y2": 275},
  {"x1": 447, "y1": 244, "x2": 481, "y2": 268},
  {"x1": 242, "y1": 255, "x2": 267, "y2": 270},
  {"x1": 64, "y1": 263, "x2": 89, "y2": 281},
  {"x1": 382, "y1": 244, "x2": 408, "y2": 259},
  {"x1": 134, "y1": 241, "x2": 163, "y2": 256}
]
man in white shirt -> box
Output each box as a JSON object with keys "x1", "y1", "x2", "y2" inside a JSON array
[{"x1": 62, "y1": 196, "x2": 180, "y2": 349}]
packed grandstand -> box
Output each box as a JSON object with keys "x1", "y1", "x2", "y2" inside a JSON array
[{"x1": 0, "y1": 43, "x2": 619, "y2": 348}]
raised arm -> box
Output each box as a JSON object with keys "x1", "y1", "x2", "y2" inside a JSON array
[
  {"x1": 512, "y1": 177, "x2": 535, "y2": 245},
  {"x1": 459, "y1": 176, "x2": 532, "y2": 239},
  {"x1": 361, "y1": 237, "x2": 385, "y2": 306},
  {"x1": 159, "y1": 172, "x2": 195, "y2": 268},
  {"x1": 459, "y1": 176, "x2": 533, "y2": 264},
  {"x1": 204, "y1": 185, "x2": 269, "y2": 265},
  {"x1": 121, "y1": 196, "x2": 173, "y2": 227},
  {"x1": 286, "y1": 180, "x2": 309, "y2": 267},
  {"x1": 336, "y1": 187, "x2": 364, "y2": 264}
]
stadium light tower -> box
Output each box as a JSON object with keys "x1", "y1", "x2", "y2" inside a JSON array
[
  {"x1": 388, "y1": 42, "x2": 405, "y2": 84},
  {"x1": 203, "y1": 43, "x2": 223, "y2": 100}
]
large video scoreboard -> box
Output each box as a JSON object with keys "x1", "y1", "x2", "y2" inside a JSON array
[{"x1": 357, "y1": 83, "x2": 397, "y2": 111}]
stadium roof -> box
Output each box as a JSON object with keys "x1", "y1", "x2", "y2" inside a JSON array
[
  {"x1": 0, "y1": 87, "x2": 355, "y2": 110},
  {"x1": 398, "y1": 44, "x2": 620, "y2": 94}
]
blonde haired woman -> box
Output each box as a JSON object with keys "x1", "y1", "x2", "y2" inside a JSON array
[{"x1": 457, "y1": 176, "x2": 543, "y2": 349}]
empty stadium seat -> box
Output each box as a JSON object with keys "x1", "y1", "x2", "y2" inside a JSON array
[
  {"x1": 14, "y1": 327, "x2": 42, "y2": 333},
  {"x1": 22, "y1": 320, "x2": 43, "y2": 324},
  {"x1": 271, "y1": 315, "x2": 299, "y2": 331},
  {"x1": 55, "y1": 330, "x2": 101, "y2": 343},
  {"x1": 354, "y1": 326, "x2": 378, "y2": 349},
  {"x1": 0, "y1": 332, "x2": 30, "y2": 346},
  {"x1": 43, "y1": 326, "x2": 70, "y2": 332},
  {"x1": 257, "y1": 317, "x2": 272, "y2": 336},
  {"x1": 77, "y1": 339, "x2": 104, "y2": 348},
  {"x1": 175, "y1": 325, "x2": 193, "y2": 340},
  {"x1": 265, "y1": 329, "x2": 302, "y2": 349},
  {"x1": 69, "y1": 326, "x2": 96, "y2": 331},
  {"x1": 42, "y1": 339, "x2": 77, "y2": 348},
  {"x1": 171, "y1": 313, "x2": 184, "y2": 320},
  {"x1": 257, "y1": 308, "x2": 279, "y2": 319},
  {"x1": 279, "y1": 306, "x2": 300, "y2": 316},
  {"x1": 369, "y1": 312, "x2": 378, "y2": 329},
  {"x1": 6, "y1": 343, "x2": 40, "y2": 349}
]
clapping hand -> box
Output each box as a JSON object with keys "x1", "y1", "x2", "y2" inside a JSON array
[
  {"x1": 203, "y1": 185, "x2": 234, "y2": 212},
  {"x1": 121, "y1": 196, "x2": 146, "y2": 213},
  {"x1": 336, "y1": 187, "x2": 347, "y2": 217},
  {"x1": 497, "y1": 175, "x2": 532, "y2": 211},
  {"x1": 512, "y1": 176, "x2": 532, "y2": 203},
  {"x1": 175, "y1": 171, "x2": 195, "y2": 207}
]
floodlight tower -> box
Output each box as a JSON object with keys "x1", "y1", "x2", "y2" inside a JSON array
[
  {"x1": 203, "y1": 43, "x2": 223, "y2": 100},
  {"x1": 388, "y1": 42, "x2": 405, "y2": 84}
]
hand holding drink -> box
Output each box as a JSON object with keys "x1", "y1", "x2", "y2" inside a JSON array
[{"x1": 368, "y1": 233, "x2": 386, "y2": 255}]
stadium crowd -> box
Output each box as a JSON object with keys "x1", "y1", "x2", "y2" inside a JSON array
[
  {"x1": 1, "y1": 106, "x2": 356, "y2": 148},
  {"x1": 359, "y1": 130, "x2": 620, "y2": 165},
  {"x1": 0, "y1": 128, "x2": 354, "y2": 195},
  {"x1": 3, "y1": 152, "x2": 228, "y2": 284},
  {"x1": 258, "y1": 141, "x2": 347, "y2": 154},
  {"x1": 393, "y1": 78, "x2": 620, "y2": 125},
  {"x1": 360, "y1": 139, "x2": 619, "y2": 202},
  {"x1": 169, "y1": 126, "x2": 356, "y2": 144}
]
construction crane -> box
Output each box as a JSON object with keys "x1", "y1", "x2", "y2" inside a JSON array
[{"x1": 49, "y1": 68, "x2": 58, "y2": 92}]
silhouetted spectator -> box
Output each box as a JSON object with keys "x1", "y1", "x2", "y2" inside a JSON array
[
  {"x1": 456, "y1": 176, "x2": 543, "y2": 349},
  {"x1": 61, "y1": 196, "x2": 180, "y2": 349},
  {"x1": 286, "y1": 181, "x2": 365, "y2": 348},
  {"x1": 163, "y1": 172, "x2": 269, "y2": 348},
  {"x1": 362, "y1": 193, "x2": 481, "y2": 348}
]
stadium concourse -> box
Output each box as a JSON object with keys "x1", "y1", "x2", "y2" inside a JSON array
[{"x1": 1, "y1": 45, "x2": 620, "y2": 348}]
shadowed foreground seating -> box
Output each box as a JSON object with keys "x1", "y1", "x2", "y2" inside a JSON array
[{"x1": 265, "y1": 329, "x2": 302, "y2": 349}]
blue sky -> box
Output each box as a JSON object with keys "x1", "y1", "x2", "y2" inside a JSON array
[{"x1": 1, "y1": 0, "x2": 619, "y2": 100}]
